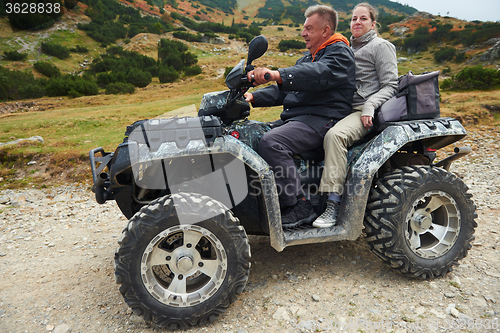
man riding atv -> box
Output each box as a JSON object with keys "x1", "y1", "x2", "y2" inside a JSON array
[{"x1": 244, "y1": 5, "x2": 356, "y2": 229}]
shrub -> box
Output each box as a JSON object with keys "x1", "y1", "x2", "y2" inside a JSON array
[
  {"x1": 105, "y1": 82, "x2": 135, "y2": 94},
  {"x1": 96, "y1": 72, "x2": 115, "y2": 87},
  {"x1": 78, "y1": 21, "x2": 127, "y2": 45},
  {"x1": 65, "y1": 0, "x2": 78, "y2": 9},
  {"x1": 89, "y1": 47, "x2": 157, "y2": 87},
  {"x1": 158, "y1": 38, "x2": 198, "y2": 72},
  {"x1": 41, "y1": 41, "x2": 70, "y2": 59},
  {"x1": 403, "y1": 34, "x2": 428, "y2": 53},
  {"x1": 434, "y1": 47, "x2": 456, "y2": 63},
  {"x1": 166, "y1": 0, "x2": 178, "y2": 8},
  {"x1": 70, "y1": 45, "x2": 89, "y2": 53},
  {"x1": 455, "y1": 52, "x2": 467, "y2": 63},
  {"x1": 158, "y1": 66, "x2": 179, "y2": 83},
  {"x1": 18, "y1": 84, "x2": 45, "y2": 99},
  {"x1": 0, "y1": 66, "x2": 46, "y2": 101},
  {"x1": 403, "y1": 26, "x2": 429, "y2": 53},
  {"x1": 203, "y1": 30, "x2": 217, "y2": 38},
  {"x1": 77, "y1": 0, "x2": 173, "y2": 43},
  {"x1": 182, "y1": 52, "x2": 198, "y2": 67},
  {"x1": 34, "y1": 61, "x2": 61, "y2": 78},
  {"x1": 3, "y1": 50, "x2": 28, "y2": 61},
  {"x1": 45, "y1": 74, "x2": 98, "y2": 97},
  {"x1": 184, "y1": 65, "x2": 202, "y2": 77},
  {"x1": 171, "y1": 12, "x2": 260, "y2": 41},
  {"x1": 278, "y1": 39, "x2": 305, "y2": 52},
  {"x1": 236, "y1": 31, "x2": 254, "y2": 43},
  {"x1": 44, "y1": 76, "x2": 72, "y2": 96},
  {"x1": 441, "y1": 65, "x2": 500, "y2": 91},
  {"x1": 172, "y1": 31, "x2": 202, "y2": 42},
  {"x1": 462, "y1": 23, "x2": 500, "y2": 46},
  {"x1": 440, "y1": 79, "x2": 453, "y2": 90},
  {"x1": 68, "y1": 89, "x2": 83, "y2": 98},
  {"x1": 127, "y1": 68, "x2": 152, "y2": 88}
]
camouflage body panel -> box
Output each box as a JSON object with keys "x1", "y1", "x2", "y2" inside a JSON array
[
  {"x1": 198, "y1": 91, "x2": 251, "y2": 125},
  {"x1": 199, "y1": 91, "x2": 228, "y2": 112},
  {"x1": 225, "y1": 119, "x2": 271, "y2": 154},
  {"x1": 281, "y1": 117, "x2": 467, "y2": 247},
  {"x1": 122, "y1": 119, "x2": 285, "y2": 249}
]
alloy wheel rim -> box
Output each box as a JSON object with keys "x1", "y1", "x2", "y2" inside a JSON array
[
  {"x1": 141, "y1": 224, "x2": 227, "y2": 307},
  {"x1": 405, "y1": 190, "x2": 461, "y2": 259}
]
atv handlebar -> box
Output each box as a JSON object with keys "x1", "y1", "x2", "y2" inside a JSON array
[
  {"x1": 241, "y1": 72, "x2": 272, "y2": 88},
  {"x1": 226, "y1": 71, "x2": 272, "y2": 109}
]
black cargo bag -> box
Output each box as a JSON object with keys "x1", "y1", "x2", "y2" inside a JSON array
[{"x1": 376, "y1": 71, "x2": 440, "y2": 126}]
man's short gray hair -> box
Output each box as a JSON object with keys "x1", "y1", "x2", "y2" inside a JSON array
[{"x1": 304, "y1": 5, "x2": 338, "y2": 32}]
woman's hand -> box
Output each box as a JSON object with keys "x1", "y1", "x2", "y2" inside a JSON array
[{"x1": 361, "y1": 115, "x2": 373, "y2": 130}]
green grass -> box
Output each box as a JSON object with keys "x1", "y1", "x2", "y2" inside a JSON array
[
  {"x1": 0, "y1": 94, "x2": 207, "y2": 155},
  {"x1": 0, "y1": 90, "x2": 283, "y2": 157}
]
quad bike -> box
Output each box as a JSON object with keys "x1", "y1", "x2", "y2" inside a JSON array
[{"x1": 89, "y1": 35, "x2": 477, "y2": 329}]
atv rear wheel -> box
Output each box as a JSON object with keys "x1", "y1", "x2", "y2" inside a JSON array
[
  {"x1": 114, "y1": 193, "x2": 251, "y2": 329},
  {"x1": 364, "y1": 166, "x2": 477, "y2": 279}
]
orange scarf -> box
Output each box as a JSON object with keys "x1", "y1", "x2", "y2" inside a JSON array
[{"x1": 311, "y1": 33, "x2": 350, "y2": 61}]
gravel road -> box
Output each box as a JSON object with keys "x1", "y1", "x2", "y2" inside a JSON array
[{"x1": 1, "y1": 127, "x2": 499, "y2": 333}]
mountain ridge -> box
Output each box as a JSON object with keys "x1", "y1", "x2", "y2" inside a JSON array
[{"x1": 155, "y1": 0, "x2": 417, "y2": 25}]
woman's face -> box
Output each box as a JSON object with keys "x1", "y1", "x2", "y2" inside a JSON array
[{"x1": 351, "y1": 6, "x2": 376, "y2": 38}]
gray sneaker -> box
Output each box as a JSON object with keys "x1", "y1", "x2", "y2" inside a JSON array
[{"x1": 312, "y1": 200, "x2": 340, "y2": 228}]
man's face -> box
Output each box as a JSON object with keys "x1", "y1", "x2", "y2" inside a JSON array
[{"x1": 301, "y1": 13, "x2": 329, "y2": 55}]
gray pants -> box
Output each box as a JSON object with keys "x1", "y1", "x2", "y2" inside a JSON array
[
  {"x1": 258, "y1": 121, "x2": 324, "y2": 207},
  {"x1": 319, "y1": 111, "x2": 368, "y2": 194}
]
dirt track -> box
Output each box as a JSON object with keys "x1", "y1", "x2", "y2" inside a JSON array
[{"x1": 0, "y1": 127, "x2": 499, "y2": 333}]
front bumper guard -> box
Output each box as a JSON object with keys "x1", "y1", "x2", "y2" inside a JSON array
[{"x1": 89, "y1": 147, "x2": 114, "y2": 204}]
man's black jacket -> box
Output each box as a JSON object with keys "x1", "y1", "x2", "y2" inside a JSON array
[{"x1": 251, "y1": 40, "x2": 356, "y2": 135}]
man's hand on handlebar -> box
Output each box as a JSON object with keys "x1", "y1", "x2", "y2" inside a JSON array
[{"x1": 247, "y1": 68, "x2": 280, "y2": 86}]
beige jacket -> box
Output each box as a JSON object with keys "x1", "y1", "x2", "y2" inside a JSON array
[{"x1": 351, "y1": 30, "x2": 398, "y2": 118}]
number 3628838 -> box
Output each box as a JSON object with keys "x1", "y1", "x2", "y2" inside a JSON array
[{"x1": 5, "y1": 2, "x2": 61, "y2": 14}]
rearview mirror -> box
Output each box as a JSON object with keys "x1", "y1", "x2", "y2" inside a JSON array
[{"x1": 247, "y1": 35, "x2": 268, "y2": 68}]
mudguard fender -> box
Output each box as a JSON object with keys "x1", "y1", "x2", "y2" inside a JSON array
[
  {"x1": 124, "y1": 133, "x2": 283, "y2": 248},
  {"x1": 339, "y1": 117, "x2": 467, "y2": 239}
]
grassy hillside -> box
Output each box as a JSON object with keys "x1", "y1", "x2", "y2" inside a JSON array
[
  {"x1": 0, "y1": 3, "x2": 499, "y2": 189},
  {"x1": 0, "y1": 8, "x2": 106, "y2": 75}
]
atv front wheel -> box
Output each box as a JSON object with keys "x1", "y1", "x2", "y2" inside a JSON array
[
  {"x1": 114, "y1": 193, "x2": 251, "y2": 329},
  {"x1": 364, "y1": 166, "x2": 477, "y2": 279}
]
